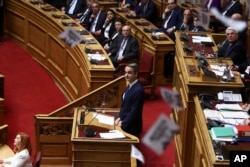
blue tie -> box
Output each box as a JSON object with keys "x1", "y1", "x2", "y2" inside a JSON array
[
  {"x1": 225, "y1": 43, "x2": 232, "y2": 57},
  {"x1": 123, "y1": 86, "x2": 130, "y2": 99}
]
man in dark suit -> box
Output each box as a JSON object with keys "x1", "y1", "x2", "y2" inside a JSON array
[
  {"x1": 129, "y1": 0, "x2": 158, "y2": 24},
  {"x1": 218, "y1": 27, "x2": 246, "y2": 67},
  {"x1": 161, "y1": 0, "x2": 183, "y2": 40},
  {"x1": 0, "y1": 0, "x2": 4, "y2": 45},
  {"x1": 115, "y1": 63, "x2": 144, "y2": 137},
  {"x1": 103, "y1": 18, "x2": 124, "y2": 50},
  {"x1": 63, "y1": 0, "x2": 86, "y2": 17},
  {"x1": 178, "y1": 9, "x2": 194, "y2": 31},
  {"x1": 108, "y1": 25, "x2": 139, "y2": 67},
  {"x1": 191, "y1": 17, "x2": 206, "y2": 32},
  {"x1": 77, "y1": 0, "x2": 94, "y2": 27},
  {"x1": 221, "y1": 0, "x2": 242, "y2": 17},
  {"x1": 88, "y1": 2, "x2": 106, "y2": 36}
]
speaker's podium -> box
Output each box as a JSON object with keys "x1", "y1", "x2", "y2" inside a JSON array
[{"x1": 71, "y1": 107, "x2": 139, "y2": 167}]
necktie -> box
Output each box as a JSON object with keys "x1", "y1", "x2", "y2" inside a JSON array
[
  {"x1": 90, "y1": 12, "x2": 100, "y2": 32},
  {"x1": 123, "y1": 85, "x2": 130, "y2": 99},
  {"x1": 225, "y1": 43, "x2": 232, "y2": 56},
  {"x1": 116, "y1": 38, "x2": 127, "y2": 59},
  {"x1": 222, "y1": 1, "x2": 235, "y2": 16},
  {"x1": 143, "y1": 3, "x2": 148, "y2": 14},
  {"x1": 80, "y1": 8, "x2": 89, "y2": 23}
]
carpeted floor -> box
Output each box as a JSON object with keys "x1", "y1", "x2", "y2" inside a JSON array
[{"x1": 0, "y1": 38, "x2": 175, "y2": 166}]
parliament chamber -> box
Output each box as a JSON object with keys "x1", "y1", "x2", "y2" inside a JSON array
[{"x1": 1, "y1": 0, "x2": 250, "y2": 166}]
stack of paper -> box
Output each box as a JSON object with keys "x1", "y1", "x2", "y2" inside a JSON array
[
  {"x1": 215, "y1": 104, "x2": 243, "y2": 111},
  {"x1": 210, "y1": 127, "x2": 235, "y2": 141}
]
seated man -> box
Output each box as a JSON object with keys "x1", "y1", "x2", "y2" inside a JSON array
[
  {"x1": 128, "y1": 0, "x2": 158, "y2": 24},
  {"x1": 212, "y1": 0, "x2": 242, "y2": 31},
  {"x1": 221, "y1": 0, "x2": 242, "y2": 17},
  {"x1": 88, "y1": 2, "x2": 106, "y2": 37},
  {"x1": 160, "y1": 0, "x2": 183, "y2": 40},
  {"x1": 62, "y1": 0, "x2": 86, "y2": 17},
  {"x1": 231, "y1": 13, "x2": 247, "y2": 44},
  {"x1": 178, "y1": 8, "x2": 194, "y2": 31},
  {"x1": 108, "y1": 25, "x2": 139, "y2": 67},
  {"x1": 77, "y1": 0, "x2": 95, "y2": 27},
  {"x1": 191, "y1": 17, "x2": 206, "y2": 32},
  {"x1": 217, "y1": 27, "x2": 246, "y2": 67},
  {"x1": 103, "y1": 18, "x2": 124, "y2": 50}
]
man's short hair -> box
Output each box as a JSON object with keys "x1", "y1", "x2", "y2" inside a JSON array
[
  {"x1": 115, "y1": 18, "x2": 125, "y2": 25},
  {"x1": 126, "y1": 63, "x2": 139, "y2": 73},
  {"x1": 226, "y1": 27, "x2": 238, "y2": 34}
]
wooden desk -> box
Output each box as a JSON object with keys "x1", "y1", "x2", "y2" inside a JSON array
[
  {"x1": 0, "y1": 145, "x2": 14, "y2": 160},
  {"x1": 97, "y1": 0, "x2": 118, "y2": 10},
  {"x1": 71, "y1": 107, "x2": 139, "y2": 167},
  {"x1": 5, "y1": 0, "x2": 115, "y2": 100},
  {"x1": 172, "y1": 31, "x2": 244, "y2": 167},
  {"x1": 112, "y1": 8, "x2": 175, "y2": 83},
  {"x1": 193, "y1": 96, "x2": 250, "y2": 167}
]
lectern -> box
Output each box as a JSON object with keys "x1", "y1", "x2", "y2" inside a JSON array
[{"x1": 71, "y1": 107, "x2": 139, "y2": 167}]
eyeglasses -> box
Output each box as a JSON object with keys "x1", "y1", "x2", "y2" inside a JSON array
[{"x1": 168, "y1": 2, "x2": 174, "y2": 4}]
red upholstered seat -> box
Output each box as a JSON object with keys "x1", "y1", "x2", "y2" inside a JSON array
[{"x1": 32, "y1": 151, "x2": 42, "y2": 167}]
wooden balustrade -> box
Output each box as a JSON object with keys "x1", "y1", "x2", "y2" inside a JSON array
[{"x1": 34, "y1": 76, "x2": 126, "y2": 165}]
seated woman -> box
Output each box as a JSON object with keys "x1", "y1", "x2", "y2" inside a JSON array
[
  {"x1": 95, "y1": 9, "x2": 116, "y2": 45},
  {"x1": 0, "y1": 132, "x2": 32, "y2": 167}
]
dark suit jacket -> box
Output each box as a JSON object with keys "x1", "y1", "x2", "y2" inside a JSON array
[
  {"x1": 46, "y1": 0, "x2": 66, "y2": 9},
  {"x1": 162, "y1": 6, "x2": 183, "y2": 31},
  {"x1": 136, "y1": 0, "x2": 158, "y2": 24},
  {"x1": 119, "y1": 81, "x2": 144, "y2": 136},
  {"x1": 218, "y1": 39, "x2": 246, "y2": 66},
  {"x1": 88, "y1": 11, "x2": 106, "y2": 32},
  {"x1": 95, "y1": 19, "x2": 116, "y2": 44},
  {"x1": 161, "y1": 6, "x2": 183, "y2": 40},
  {"x1": 65, "y1": 0, "x2": 86, "y2": 17},
  {"x1": 109, "y1": 35, "x2": 139, "y2": 61},
  {"x1": 79, "y1": 7, "x2": 92, "y2": 25},
  {"x1": 204, "y1": 0, "x2": 221, "y2": 10},
  {"x1": 221, "y1": 0, "x2": 242, "y2": 17},
  {"x1": 178, "y1": 18, "x2": 194, "y2": 31}
]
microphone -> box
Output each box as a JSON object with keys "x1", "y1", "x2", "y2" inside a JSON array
[
  {"x1": 84, "y1": 101, "x2": 106, "y2": 137},
  {"x1": 84, "y1": 113, "x2": 98, "y2": 137}
]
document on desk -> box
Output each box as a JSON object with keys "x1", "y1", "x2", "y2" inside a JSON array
[
  {"x1": 93, "y1": 113, "x2": 114, "y2": 125},
  {"x1": 99, "y1": 130, "x2": 125, "y2": 139},
  {"x1": 220, "y1": 111, "x2": 249, "y2": 119},
  {"x1": 192, "y1": 36, "x2": 212, "y2": 43},
  {"x1": 215, "y1": 104, "x2": 243, "y2": 111},
  {"x1": 204, "y1": 109, "x2": 223, "y2": 120}
]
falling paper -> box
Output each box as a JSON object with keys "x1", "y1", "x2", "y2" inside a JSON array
[
  {"x1": 210, "y1": 7, "x2": 247, "y2": 32},
  {"x1": 142, "y1": 113, "x2": 179, "y2": 155},
  {"x1": 197, "y1": 10, "x2": 210, "y2": 30},
  {"x1": 59, "y1": 26, "x2": 84, "y2": 47},
  {"x1": 160, "y1": 88, "x2": 183, "y2": 111},
  {"x1": 131, "y1": 145, "x2": 145, "y2": 163}
]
